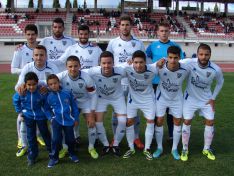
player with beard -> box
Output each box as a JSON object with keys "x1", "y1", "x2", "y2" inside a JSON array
[{"x1": 106, "y1": 14, "x2": 145, "y2": 150}]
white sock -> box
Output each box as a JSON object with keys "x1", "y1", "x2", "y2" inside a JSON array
[
  {"x1": 20, "y1": 121, "x2": 27, "y2": 147},
  {"x1": 111, "y1": 113, "x2": 118, "y2": 136},
  {"x1": 126, "y1": 125, "x2": 135, "y2": 150},
  {"x1": 88, "y1": 127, "x2": 97, "y2": 150},
  {"x1": 96, "y1": 122, "x2": 109, "y2": 146},
  {"x1": 172, "y1": 125, "x2": 181, "y2": 150},
  {"x1": 73, "y1": 125, "x2": 80, "y2": 139},
  {"x1": 113, "y1": 116, "x2": 126, "y2": 146},
  {"x1": 144, "y1": 123, "x2": 154, "y2": 150},
  {"x1": 134, "y1": 116, "x2": 140, "y2": 139},
  {"x1": 155, "y1": 126, "x2": 163, "y2": 149},
  {"x1": 17, "y1": 114, "x2": 21, "y2": 139},
  {"x1": 182, "y1": 123, "x2": 191, "y2": 151},
  {"x1": 204, "y1": 125, "x2": 214, "y2": 150}
]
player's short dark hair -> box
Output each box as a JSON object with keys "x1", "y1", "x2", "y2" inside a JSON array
[
  {"x1": 24, "y1": 72, "x2": 38, "y2": 83},
  {"x1": 99, "y1": 51, "x2": 114, "y2": 63},
  {"x1": 66, "y1": 55, "x2": 81, "y2": 65},
  {"x1": 24, "y1": 24, "x2": 38, "y2": 34},
  {"x1": 119, "y1": 14, "x2": 133, "y2": 25},
  {"x1": 47, "y1": 74, "x2": 59, "y2": 83},
  {"x1": 197, "y1": 43, "x2": 211, "y2": 53},
  {"x1": 157, "y1": 22, "x2": 170, "y2": 30},
  {"x1": 132, "y1": 50, "x2": 146, "y2": 61},
  {"x1": 34, "y1": 45, "x2": 47, "y2": 54},
  {"x1": 78, "y1": 25, "x2": 90, "y2": 33},
  {"x1": 167, "y1": 46, "x2": 181, "y2": 56},
  {"x1": 52, "y1": 17, "x2": 64, "y2": 26}
]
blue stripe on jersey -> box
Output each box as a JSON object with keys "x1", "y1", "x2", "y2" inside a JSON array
[
  {"x1": 208, "y1": 62, "x2": 216, "y2": 71},
  {"x1": 179, "y1": 67, "x2": 187, "y2": 71},
  {"x1": 185, "y1": 91, "x2": 189, "y2": 100},
  {"x1": 156, "y1": 91, "x2": 161, "y2": 100},
  {"x1": 128, "y1": 94, "x2": 132, "y2": 104},
  {"x1": 34, "y1": 62, "x2": 46, "y2": 71}
]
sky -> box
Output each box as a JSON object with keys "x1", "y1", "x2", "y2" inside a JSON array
[{"x1": 1, "y1": 0, "x2": 234, "y2": 12}]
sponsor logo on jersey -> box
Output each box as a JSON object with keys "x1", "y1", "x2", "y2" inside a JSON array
[
  {"x1": 162, "y1": 79, "x2": 179, "y2": 92},
  {"x1": 191, "y1": 76, "x2": 208, "y2": 90},
  {"x1": 98, "y1": 84, "x2": 115, "y2": 96},
  {"x1": 119, "y1": 50, "x2": 131, "y2": 63},
  {"x1": 49, "y1": 47, "x2": 64, "y2": 60},
  {"x1": 129, "y1": 78, "x2": 146, "y2": 92}
]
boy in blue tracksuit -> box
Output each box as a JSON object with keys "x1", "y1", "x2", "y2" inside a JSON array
[
  {"x1": 12, "y1": 72, "x2": 51, "y2": 166},
  {"x1": 45, "y1": 74, "x2": 79, "y2": 168}
]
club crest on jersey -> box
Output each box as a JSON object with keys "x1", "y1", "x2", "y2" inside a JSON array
[
  {"x1": 207, "y1": 72, "x2": 211, "y2": 77},
  {"x1": 144, "y1": 74, "x2": 149, "y2": 79},
  {"x1": 131, "y1": 42, "x2": 136, "y2": 47},
  {"x1": 88, "y1": 50, "x2": 93, "y2": 55},
  {"x1": 112, "y1": 78, "x2": 118, "y2": 83},
  {"x1": 62, "y1": 41, "x2": 67, "y2": 46},
  {"x1": 78, "y1": 83, "x2": 83, "y2": 88},
  {"x1": 177, "y1": 73, "x2": 182, "y2": 78}
]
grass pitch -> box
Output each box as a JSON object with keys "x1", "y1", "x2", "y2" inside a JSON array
[{"x1": 0, "y1": 73, "x2": 233, "y2": 176}]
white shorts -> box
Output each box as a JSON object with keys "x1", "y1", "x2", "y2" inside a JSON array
[
  {"x1": 127, "y1": 98, "x2": 156, "y2": 120},
  {"x1": 156, "y1": 98, "x2": 183, "y2": 119},
  {"x1": 96, "y1": 96, "x2": 126, "y2": 114},
  {"x1": 76, "y1": 100, "x2": 91, "y2": 114},
  {"x1": 183, "y1": 97, "x2": 214, "y2": 120}
]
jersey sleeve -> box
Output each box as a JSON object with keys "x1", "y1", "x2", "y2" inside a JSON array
[
  {"x1": 11, "y1": 50, "x2": 22, "y2": 74},
  {"x1": 106, "y1": 40, "x2": 114, "y2": 53},
  {"x1": 212, "y1": 66, "x2": 224, "y2": 100},
  {"x1": 147, "y1": 63, "x2": 159, "y2": 75},
  {"x1": 12, "y1": 92, "x2": 22, "y2": 113},
  {"x1": 15, "y1": 64, "x2": 28, "y2": 91},
  {"x1": 58, "y1": 46, "x2": 71, "y2": 64}
]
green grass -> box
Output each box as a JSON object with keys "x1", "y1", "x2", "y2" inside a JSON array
[{"x1": 0, "y1": 73, "x2": 234, "y2": 176}]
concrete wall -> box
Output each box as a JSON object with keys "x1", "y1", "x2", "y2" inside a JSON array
[{"x1": 0, "y1": 40, "x2": 234, "y2": 63}]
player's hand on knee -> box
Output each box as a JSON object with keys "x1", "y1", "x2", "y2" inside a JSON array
[
  {"x1": 206, "y1": 99, "x2": 215, "y2": 112},
  {"x1": 126, "y1": 118, "x2": 134, "y2": 126}
]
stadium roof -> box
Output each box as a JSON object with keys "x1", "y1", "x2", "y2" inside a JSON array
[{"x1": 179, "y1": 0, "x2": 234, "y2": 3}]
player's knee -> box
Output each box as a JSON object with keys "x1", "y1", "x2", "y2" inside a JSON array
[
  {"x1": 205, "y1": 120, "x2": 214, "y2": 126},
  {"x1": 126, "y1": 118, "x2": 134, "y2": 127},
  {"x1": 183, "y1": 119, "x2": 191, "y2": 125},
  {"x1": 173, "y1": 118, "x2": 181, "y2": 126},
  {"x1": 156, "y1": 117, "x2": 164, "y2": 126},
  {"x1": 147, "y1": 119, "x2": 154, "y2": 124}
]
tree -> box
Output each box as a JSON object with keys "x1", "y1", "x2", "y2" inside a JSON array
[
  {"x1": 28, "y1": 0, "x2": 34, "y2": 8},
  {"x1": 6, "y1": 0, "x2": 11, "y2": 8},
  {"x1": 53, "y1": 0, "x2": 61, "y2": 8},
  {"x1": 65, "y1": 0, "x2": 71, "y2": 9},
  {"x1": 73, "y1": 0, "x2": 78, "y2": 8},
  {"x1": 214, "y1": 3, "x2": 219, "y2": 13}
]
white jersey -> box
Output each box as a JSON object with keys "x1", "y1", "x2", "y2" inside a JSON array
[
  {"x1": 180, "y1": 58, "x2": 224, "y2": 102},
  {"x1": 57, "y1": 70, "x2": 95, "y2": 103},
  {"x1": 40, "y1": 35, "x2": 76, "y2": 61},
  {"x1": 11, "y1": 44, "x2": 34, "y2": 74},
  {"x1": 125, "y1": 64, "x2": 158, "y2": 104},
  {"x1": 106, "y1": 36, "x2": 145, "y2": 66},
  {"x1": 88, "y1": 66, "x2": 125, "y2": 100},
  {"x1": 156, "y1": 62, "x2": 189, "y2": 101},
  {"x1": 15, "y1": 61, "x2": 59, "y2": 90},
  {"x1": 58, "y1": 42, "x2": 102, "y2": 69}
]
